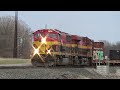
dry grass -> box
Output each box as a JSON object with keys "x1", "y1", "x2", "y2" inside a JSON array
[{"x1": 0, "y1": 58, "x2": 31, "y2": 64}]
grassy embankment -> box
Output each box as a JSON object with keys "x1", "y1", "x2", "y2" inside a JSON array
[{"x1": 0, "y1": 58, "x2": 31, "y2": 64}]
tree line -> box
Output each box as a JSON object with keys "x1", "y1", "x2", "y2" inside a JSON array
[
  {"x1": 99, "y1": 40, "x2": 120, "y2": 57},
  {"x1": 0, "y1": 16, "x2": 33, "y2": 59}
]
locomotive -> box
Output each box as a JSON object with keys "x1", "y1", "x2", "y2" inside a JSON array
[{"x1": 31, "y1": 29, "x2": 104, "y2": 67}]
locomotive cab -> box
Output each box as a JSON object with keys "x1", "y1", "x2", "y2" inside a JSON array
[{"x1": 31, "y1": 29, "x2": 61, "y2": 67}]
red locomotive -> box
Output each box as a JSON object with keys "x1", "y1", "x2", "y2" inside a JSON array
[{"x1": 31, "y1": 29, "x2": 104, "y2": 67}]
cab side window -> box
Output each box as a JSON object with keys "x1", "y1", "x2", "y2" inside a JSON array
[
  {"x1": 66, "y1": 35, "x2": 72, "y2": 42},
  {"x1": 48, "y1": 33, "x2": 57, "y2": 39}
]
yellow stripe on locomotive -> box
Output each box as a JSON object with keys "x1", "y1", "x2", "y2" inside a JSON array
[{"x1": 33, "y1": 41, "x2": 61, "y2": 55}]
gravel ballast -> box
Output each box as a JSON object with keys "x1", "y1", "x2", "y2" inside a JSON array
[{"x1": 0, "y1": 66, "x2": 119, "y2": 79}]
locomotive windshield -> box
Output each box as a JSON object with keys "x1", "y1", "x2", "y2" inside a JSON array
[
  {"x1": 48, "y1": 33, "x2": 57, "y2": 39},
  {"x1": 34, "y1": 33, "x2": 39, "y2": 38},
  {"x1": 35, "y1": 33, "x2": 45, "y2": 38},
  {"x1": 40, "y1": 32, "x2": 45, "y2": 37}
]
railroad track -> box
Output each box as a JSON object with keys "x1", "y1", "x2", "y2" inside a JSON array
[
  {"x1": 0, "y1": 65, "x2": 34, "y2": 69},
  {"x1": 0, "y1": 64, "x2": 95, "y2": 69}
]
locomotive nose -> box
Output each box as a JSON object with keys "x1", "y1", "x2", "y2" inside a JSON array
[
  {"x1": 41, "y1": 36, "x2": 47, "y2": 44},
  {"x1": 40, "y1": 34, "x2": 48, "y2": 45}
]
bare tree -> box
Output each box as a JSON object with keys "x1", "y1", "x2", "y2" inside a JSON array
[
  {"x1": 99, "y1": 40, "x2": 120, "y2": 58},
  {"x1": 116, "y1": 41, "x2": 120, "y2": 50},
  {"x1": 0, "y1": 16, "x2": 32, "y2": 58},
  {"x1": 99, "y1": 40, "x2": 112, "y2": 57}
]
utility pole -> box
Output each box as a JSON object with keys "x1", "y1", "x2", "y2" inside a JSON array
[
  {"x1": 13, "y1": 11, "x2": 18, "y2": 58},
  {"x1": 45, "y1": 24, "x2": 47, "y2": 29}
]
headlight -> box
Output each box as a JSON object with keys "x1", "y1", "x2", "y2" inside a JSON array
[
  {"x1": 32, "y1": 44, "x2": 40, "y2": 56},
  {"x1": 34, "y1": 48, "x2": 39, "y2": 55},
  {"x1": 40, "y1": 34, "x2": 48, "y2": 45},
  {"x1": 41, "y1": 37, "x2": 47, "y2": 44},
  {"x1": 46, "y1": 49, "x2": 51, "y2": 55}
]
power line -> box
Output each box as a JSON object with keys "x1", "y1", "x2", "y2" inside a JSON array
[{"x1": 13, "y1": 11, "x2": 18, "y2": 58}]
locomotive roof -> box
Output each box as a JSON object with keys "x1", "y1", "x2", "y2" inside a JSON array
[
  {"x1": 33, "y1": 29, "x2": 72, "y2": 35},
  {"x1": 33, "y1": 29, "x2": 61, "y2": 34},
  {"x1": 33, "y1": 29, "x2": 100, "y2": 43}
]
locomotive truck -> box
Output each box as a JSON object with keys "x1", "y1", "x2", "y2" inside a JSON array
[{"x1": 31, "y1": 29, "x2": 104, "y2": 67}]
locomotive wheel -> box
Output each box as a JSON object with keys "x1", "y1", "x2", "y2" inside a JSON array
[
  {"x1": 55, "y1": 57, "x2": 59, "y2": 65},
  {"x1": 31, "y1": 59, "x2": 42, "y2": 67},
  {"x1": 88, "y1": 58, "x2": 92, "y2": 66},
  {"x1": 74, "y1": 56, "x2": 79, "y2": 65},
  {"x1": 71, "y1": 56, "x2": 74, "y2": 65},
  {"x1": 46, "y1": 61, "x2": 55, "y2": 67},
  {"x1": 59, "y1": 56, "x2": 63, "y2": 65},
  {"x1": 55, "y1": 56, "x2": 63, "y2": 65},
  {"x1": 44, "y1": 55, "x2": 57, "y2": 67},
  {"x1": 69, "y1": 56, "x2": 73, "y2": 65}
]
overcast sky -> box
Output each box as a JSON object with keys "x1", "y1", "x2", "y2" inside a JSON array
[{"x1": 0, "y1": 11, "x2": 120, "y2": 43}]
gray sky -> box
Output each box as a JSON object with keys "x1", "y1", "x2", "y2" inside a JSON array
[{"x1": 0, "y1": 11, "x2": 120, "y2": 43}]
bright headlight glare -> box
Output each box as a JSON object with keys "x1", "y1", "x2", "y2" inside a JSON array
[
  {"x1": 41, "y1": 37, "x2": 46, "y2": 44},
  {"x1": 47, "y1": 49, "x2": 51, "y2": 55},
  {"x1": 33, "y1": 48, "x2": 39, "y2": 56}
]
